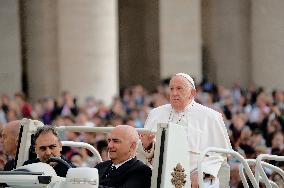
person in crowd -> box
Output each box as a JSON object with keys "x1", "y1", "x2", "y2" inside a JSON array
[
  {"x1": 14, "y1": 92, "x2": 33, "y2": 118},
  {"x1": 70, "y1": 152, "x2": 88, "y2": 167},
  {"x1": 248, "y1": 91, "x2": 270, "y2": 126},
  {"x1": 0, "y1": 110, "x2": 6, "y2": 125},
  {"x1": 1, "y1": 95, "x2": 10, "y2": 115},
  {"x1": 41, "y1": 97, "x2": 57, "y2": 124},
  {"x1": 230, "y1": 163, "x2": 241, "y2": 188},
  {"x1": 95, "y1": 125, "x2": 152, "y2": 188},
  {"x1": 268, "y1": 131, "x2": 284, "y2": 155},
  {"x1": 56, "y1": 91, "x2": 79, "y2": 117},
  {"x1": 96, "y1": 139, "x2": 109, "y2": 161},
  {"x1": 76, "y1": 111, "x2": 95, "y2": 127},
  {"x1": 0, "y1": 120, "x2": 20, "y2": 171},
  {"x1": 23, "y1": 126, "x2": 75, "y2": 177},
  {"x1": 140, "y1": 73, "x2": 231, "y2": 188}
]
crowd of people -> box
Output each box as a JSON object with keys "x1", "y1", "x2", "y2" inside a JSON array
[{"x1": 0, "y1": 77, "x2": 284, "y2": 187}]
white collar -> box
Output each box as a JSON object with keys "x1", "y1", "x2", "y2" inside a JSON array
[
  {"x1": 172, "y1": 99, "x2": 195, "y2": 113},
  {"x1": 112, "y1": 157, "x2": 134, "y2": 169}
]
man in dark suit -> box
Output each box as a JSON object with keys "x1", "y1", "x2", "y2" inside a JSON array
[
  {"x1": 23, "y1": 126, "x2": 74, "y2": 177},
  {"x1": 95, "y1": 125, "x2": 152, "y2": 188}
]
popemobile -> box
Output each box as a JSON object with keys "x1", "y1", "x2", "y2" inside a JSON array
[{"x1": 0, "y1": 118, "x2": 283, "y2": 188}]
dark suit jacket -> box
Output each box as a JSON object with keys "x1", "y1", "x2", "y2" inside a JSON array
[
  {"x1": 95, "y1": 157, "x2": 152, "y2": 188},
  {"x1": 23, "y1": 156, "x2": 75, "y2": 177},
  {"x1": 4, "y1": 159, "x2": 16, "y2": 171},
  {"x1": 1, "y1": 159, "x2": 15, "y2": 188}
]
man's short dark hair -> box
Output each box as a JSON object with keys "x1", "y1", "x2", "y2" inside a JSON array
[
  {"x1": 96, "y1": 139, "x2": 108, "y2": 154},
  {"x1": 33, "y1": 126, "x2": 60, "y2": 143}
]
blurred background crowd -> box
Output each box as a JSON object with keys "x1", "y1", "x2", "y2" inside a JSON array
[
  {"x1": 0, "y1": 79, "x2": 284, "y2": 187},
  {"x1": 1, "y1": 1, "x2": 284, "y2": 187}
]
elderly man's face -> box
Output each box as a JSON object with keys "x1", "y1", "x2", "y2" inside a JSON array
[
  {"x1": 169, "y1": 76, "x2": 195, "y2": 112},
  {"x1": 1, "y1": 127, "x2": 18, "y2": 156},
  {"x1": 107, "y1": 129, "x2": 134, "y2": 165},
  {"x1": 35, "y1": 132, "x2": 62, "y2": 162}
]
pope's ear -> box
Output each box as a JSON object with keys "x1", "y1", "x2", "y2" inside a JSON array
[{"x1": 189, "y1": 89, "x2": 196, "y2": 99}]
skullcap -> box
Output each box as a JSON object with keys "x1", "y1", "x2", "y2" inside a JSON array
[{"x1": 175, "y1": 73, "x2": 195, "y2": 89}]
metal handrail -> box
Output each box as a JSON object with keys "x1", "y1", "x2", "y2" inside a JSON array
[
  {"x1": 240, "y1": 159, "x2": 283, "y2": 188},
  {"x1": 197, "y1": 147, "x2": 259, "y2": 188},
  {"x1": 56, "y1": 126, "x2": 155, "y2": 134},
  {"x1": 255, "y1": 154, "x2": 284, "y2": 188},
  {"x1": 61, "y1": 141, "x2": 102, "y2": 163}
]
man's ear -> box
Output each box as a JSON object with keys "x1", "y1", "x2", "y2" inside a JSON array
[
  {"x1": 59, "y1": 141, "x2": 63, "y2": 152},
  {"x1": 130, "y1": 141, "x2": 137, "y2": 150}
]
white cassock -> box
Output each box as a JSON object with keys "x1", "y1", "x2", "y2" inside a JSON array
[{"x1": 142, "y1": 100, "x2": 232, "y2": 187}]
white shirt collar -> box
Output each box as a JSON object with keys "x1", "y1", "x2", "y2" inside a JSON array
[{"x1": 112, "y1": 156, "x2": 134, "y2": 169}]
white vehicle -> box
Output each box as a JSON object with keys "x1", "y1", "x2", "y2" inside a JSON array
[{"x1": 0, "y1": 118, "x2": 283, "y2": 188}]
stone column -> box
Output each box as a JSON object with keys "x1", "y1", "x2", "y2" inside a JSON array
[
  {"x1": 118, "y1": 0, "x2": 160, "y2": 92},
  {"x1": 58, "y1": 0, "x2": 118, "y2": 105},
  {"x1": 251, "y1": 0, "x2": 284, "y2": 91},
  {"x1": 202, "y1": 0, "x2": 251, "y2": 87},
  {"x1": 160, "y1": 0, "x2": 202, "y2": 82},
  {"x1": 20, "y1": 0, "x2": 59, "y2": 101},
  {"x1": 0, "y1": 0, "x2": 22, "y2": 97}
]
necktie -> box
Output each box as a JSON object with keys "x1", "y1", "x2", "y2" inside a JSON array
[{"x1": 106, "y1": 166, "x2": 116, "y2": 177}]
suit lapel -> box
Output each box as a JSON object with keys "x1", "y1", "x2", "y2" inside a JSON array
[
  {"x1": 99, "y1": 161, "x2": 113, "y2": 183},
  {"x1": 99, "y1": 158, "x2": 137, "y2": 186},
  {"x1": 111, "y1": 157, "x2": 137, "y2": 177}
]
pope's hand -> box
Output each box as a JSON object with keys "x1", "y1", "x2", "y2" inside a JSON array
[{"x1": 140, "y1": 133, "x2": 155, "y2": 150}]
